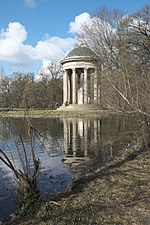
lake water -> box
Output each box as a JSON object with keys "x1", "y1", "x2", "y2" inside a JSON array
[{"x1": 0, "y1": 115, "x2": 133, "y2": 222}]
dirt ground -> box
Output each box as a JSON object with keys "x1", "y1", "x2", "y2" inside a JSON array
[{"x1": 6, "y1": 148, "x2": 150, "y2": 225}]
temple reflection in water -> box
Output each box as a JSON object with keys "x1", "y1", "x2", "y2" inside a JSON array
[
  {"x1": 62, "y1": 118, "x2": 102, "y2": 165},
  {"x1": 62, "y1": 116, "x2": 131, "y2": 165},
  {"x1": 63, "y1": 118, "x2": 101, "y2": 159}
]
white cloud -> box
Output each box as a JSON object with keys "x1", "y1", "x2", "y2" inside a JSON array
[
  {"x1": 35, "y1": 36, "x2": 76, "y2": 62},
  {"x1": 0, "y1": 12, "x2": 94, "y2": 74},
  {"x1": 69, "y1": 12, "x2": 91, "y2": 34},
  {"x1": 0, "y1": 12, "x2": 96, "y2": 73},
  {"x1": 2, "y1": 22, "x2": 27, "y2": 43},
  {"x1": 0, "y1": 21, "x2": 76, "y2": 72},
  {"x1": 35, "y1": 36, "x2": 76, "y2": 76},
  {"x1": 24, "y1": 0, "x2": 37, "y2": 8},
  {"x1": 0, "y1": 22, "x2": 35, "y2": 68}
]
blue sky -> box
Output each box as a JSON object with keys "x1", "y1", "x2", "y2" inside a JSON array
[{"x1": 0, "y1": 0, "x2": 149, "y2": 75}]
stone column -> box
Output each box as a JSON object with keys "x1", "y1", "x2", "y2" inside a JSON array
[
  {"x1": 63, "y1": 70, "x2": 68, "y2": 104},
  {"x1": 68, "y1": 75, "x2": 70, "y2": 104},
  {"x1": 84, "y1": 68, "x2": 88, "y2": 104},
  {"x1": 94, "y1": 68, "x2": 98, "y2": 104},
  {"x1": 72, "y1": 68, "x2": 76, "y2": 104},
  {"x1": 98, "y1": 66, "x2": 102, "y2": 104}
]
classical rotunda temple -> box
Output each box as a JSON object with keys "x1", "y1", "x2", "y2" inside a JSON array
[{"x1": 59, "y1": 44, "x2": 100, "y2": 110}]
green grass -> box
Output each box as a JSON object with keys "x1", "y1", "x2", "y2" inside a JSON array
[{"x1": 0, "y1": 108, "x2": 113, "y2": 118}]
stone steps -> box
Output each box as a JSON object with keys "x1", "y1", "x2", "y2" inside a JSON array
[{"x1": 57, "y1": 104, "x2": 101, "y2": 111}]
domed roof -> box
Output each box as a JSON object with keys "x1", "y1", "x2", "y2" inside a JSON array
[{"x1": 67, "y1": 45, "x2": 96, "y2": 58}]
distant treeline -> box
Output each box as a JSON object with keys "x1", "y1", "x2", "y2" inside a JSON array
[{"x1": 0, "y1": 71, "x2": 63, "y2": 109}]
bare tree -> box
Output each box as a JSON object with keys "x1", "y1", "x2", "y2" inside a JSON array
[
  {"x1": 39, "y1": 62, "x2": 63, "y2": 108},
  {"x1": 79, "y1": 5, "x2": 150, "y2": 147}
]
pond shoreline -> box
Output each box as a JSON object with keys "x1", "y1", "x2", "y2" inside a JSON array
[
  {"x1": 6, "y1": 146, "x2": 150, "y2": 225},
  {"x1": 0, "y1": 109, "x2": 122, "y2": 119}
]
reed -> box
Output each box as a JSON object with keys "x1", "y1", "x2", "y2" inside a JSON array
[{"x1": 0, "y1": 119, "x2": 41, "y2": 213}]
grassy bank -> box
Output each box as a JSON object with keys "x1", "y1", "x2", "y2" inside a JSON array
[
  {"x1": 0, "y1": 108, "x2": 116, "y2": 119},
  {"x1": 7, "y1": 147, "x2": 150, "y2": 225}
]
